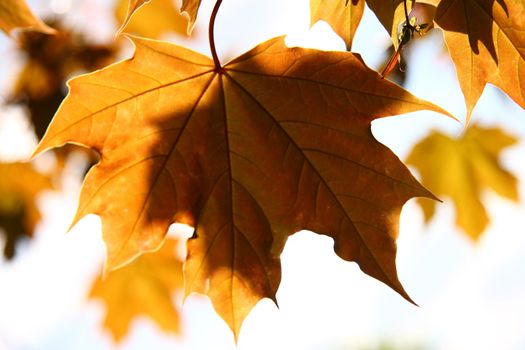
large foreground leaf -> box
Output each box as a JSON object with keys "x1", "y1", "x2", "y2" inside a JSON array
[
  {"x1": 0, "y1": 0, "x2": 55, "y2": 36},
  {"x1": 90, "y1": 238, "x2": 183, "y2": 341},
  {"x1": 435, "y1": 0, "x2": 525, "y2": 119},
  {"x1": 406, "y1": 125, "x2": 518, "y2": 240},
  {"x1": 34, "y1": 36, "x2": 449, "y2": 337}
]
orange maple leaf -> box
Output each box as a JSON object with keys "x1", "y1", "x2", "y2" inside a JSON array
[
  {"x1": 34, "y1": 36, "x2": 450, "y2": 338},
  {"x1": 435, "y1": 0, "x2": 525, "y2": 119}
]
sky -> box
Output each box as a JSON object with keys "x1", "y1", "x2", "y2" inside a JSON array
[{"x1": 0, "y1": 0, "x2": 525, "y2": 349}]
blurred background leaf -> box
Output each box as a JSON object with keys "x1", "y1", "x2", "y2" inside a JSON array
[
  {"x1": 89, "y1": 238, "x2": 184, "y2": 342},
  {"x1": 0, "y1": 161, "x2": 52, "y2": 259},
  {"x1": 406, "y1": 124, "x2": 519, "y2": 240}
]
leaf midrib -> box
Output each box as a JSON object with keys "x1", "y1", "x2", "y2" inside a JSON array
[{"x1": 224, "y1": 71, "x2": 400, "y2": 291}]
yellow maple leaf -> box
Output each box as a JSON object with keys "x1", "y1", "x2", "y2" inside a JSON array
[
  {"x1": 0, "y1": 0, "x2": 55, "y2": 36},
  {"x1": 90, "y1": 238, "x2": 183, "y2": 341},
  {"x1": 406, "y1": 125, "x2": 519, "y2": 240}
]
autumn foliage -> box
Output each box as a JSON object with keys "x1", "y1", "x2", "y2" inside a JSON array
[{"x1": 0, "y1": 0, "x2": 522, "y2": 343}]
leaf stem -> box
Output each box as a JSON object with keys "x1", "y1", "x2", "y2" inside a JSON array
[
  {"x1": 403, "y1": 0, "x2": 410, "y2": 23},
  {"x1": 209, "y1": 0, "x2": 223, "y2": 72}
]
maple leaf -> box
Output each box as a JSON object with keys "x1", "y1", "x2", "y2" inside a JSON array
[
  {"x1": 90, "y1": 238, "x2": 183, "y2": 341},
  {"x1": 435, "y1": 0, "x2": 525, "y2": 119},
  {"x1": 406, "y1": 124, "x2": 519, "y2": 240},
  {"x1": 310, "y1": 0, "x2": 365, "y2": 50},
  {"x1": 34, "y1": 35, "x2": 450, "y2": 337},
  {"x1": 116, "y1": 0, "x2": 187, "y2": 38},
  {"x1": 0, "y1": 0, "x2": 55, "y2": 36},
  {"x1": 121, "y1": 0, "x2": 201, "y2": 35},
  {"x1": 0, "y1": 162, "x2": 52, "y2": 259}
]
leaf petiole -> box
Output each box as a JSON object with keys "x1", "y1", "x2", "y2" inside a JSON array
[
  {"x1": 209, "y1": 0, "x2": 224, "y2": 72},
  {"x1": 381, "y1": 15, "x2": 429, "y2": 78}
]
